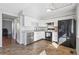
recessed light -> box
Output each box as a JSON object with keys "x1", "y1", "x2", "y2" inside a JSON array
[{"x1": 46, "y1": 9, "x2": 52, "y2": 12}]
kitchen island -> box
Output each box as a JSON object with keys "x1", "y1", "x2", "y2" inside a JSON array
[{"x1": 19, "y1": 30, "x2": 45, "y2": 45}]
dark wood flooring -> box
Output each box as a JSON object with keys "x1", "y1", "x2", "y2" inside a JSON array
[
  {"x1": 2, "y1": 36, "x2": 12, "y2": 48},
  {"x1": 0, "y1": 36, "x2": 76, "y2": 55}
]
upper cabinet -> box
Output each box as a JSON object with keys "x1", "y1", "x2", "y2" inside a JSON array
[
  {"x1": 38, "y1": 23, "x2": 47, "y2": 27},
  {"x1": 24, "y1": 16, "x2": 32, "y2": 26},
  {"x1": 24, "y1": 16, "x2": 38, "y2": 27}
]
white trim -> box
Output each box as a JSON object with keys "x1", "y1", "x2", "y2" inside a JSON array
[
  {"x1": 2, "y1": 19, "x2": 13, "y2": 21},
  {"x1": 77, "y1": 36, "x2": 79, "y2": 38},
  {"x1": 2, "y1": 12, "x2": 18, "y2": 17},
  {"x1": 0, "y1": 11, "x2": 2, "y2": 47}
]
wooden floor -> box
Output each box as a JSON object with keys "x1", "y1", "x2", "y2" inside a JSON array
[
  {"x1": 2, "y1": 36, "x2": 11, "y2": 48},
  {"x1": 0, "y1": 36, "x2": 76, "y2": 55}
]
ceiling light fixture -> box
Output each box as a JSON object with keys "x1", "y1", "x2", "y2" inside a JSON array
[
  {"x1": 46, "y1": 3, "x2": 55, "y2": 12},
  {"x1": 47, "y1": 9, "x2": 52, "y2": 12}
]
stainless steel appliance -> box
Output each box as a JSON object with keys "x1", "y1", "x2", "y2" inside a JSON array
[{"x1": 45, "y1": 32, "x2": 52, "y2": 42}]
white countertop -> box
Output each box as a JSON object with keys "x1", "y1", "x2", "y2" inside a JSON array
[
  {"x1": 22, "y1": 30, "x2": 47, "y2": 33},
  {"x1": 22, "y1": 29, "x2": 54, "y2": 33}
]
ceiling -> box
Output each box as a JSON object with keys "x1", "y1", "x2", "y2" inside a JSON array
[{"x1": 0, "y1": 3, "x2": 76, "y2": 20}]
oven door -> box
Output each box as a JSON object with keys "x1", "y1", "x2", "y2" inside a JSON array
[
  {"x1": 46, "y1": 32, "x2": 51, "y2": 37},
  {"x1": 45, "y1": 32, "x2": 52, "y2": 41}
]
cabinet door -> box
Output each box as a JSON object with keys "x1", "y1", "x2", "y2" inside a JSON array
[
  {"x1": 52, "y1": 32, "x2": 58, "y2": 42},
  {"x1": 27, "y1": 32, "x2": 34, "y2": 44},
  {"x1": 24, "y1": 16, "x2": 32, "y2": 26},
  {"x1": 34, "y1": 32, "x2": 45, "y2": 41},
  {"x1": 39, "y1": 32, "x2": 45, "y2": 39},
  {"x1": 34, "y1": 32, "x2": 39, "y2": 41}
]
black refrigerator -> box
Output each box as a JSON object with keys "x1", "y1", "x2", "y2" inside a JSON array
[{"x1": 58, "y1": 19, "x2": 76, "y2": 49}]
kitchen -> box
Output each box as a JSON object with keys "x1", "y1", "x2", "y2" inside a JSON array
[
  {"x1": 16, "y1": 12, "x2": 76, "y2": 49},
  {"x1": 0, "y1": 3, "x2": 77, "y2": 55},
  {"x1": 16, "y1": 14, "x2": 58, "y2": 45}
]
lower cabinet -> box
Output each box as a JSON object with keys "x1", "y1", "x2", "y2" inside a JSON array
[
  {"x1": 22, "y1": 32, "x2": 34, "y2": 45},
  {"x1": 34, "y1": 31, "x2": 45, "y2": 41},
  {"x1": 27, "y1": 32, "x2": 34, "y2": 44},
  {"x1": 22, "y1": 31, "x2": 45, "y2": 45},
  {"x1": 52, "y1": 32, "x2": 58, "y2": 42}
]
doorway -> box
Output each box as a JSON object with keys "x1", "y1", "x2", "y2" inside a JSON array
[{"x1": 2, "y1": 14, "x2": 17, "y2": 48}]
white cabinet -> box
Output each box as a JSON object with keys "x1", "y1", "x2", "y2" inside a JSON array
[
  {"x1": 27, "y1": 32, "x2": 34, "y2": 44},
  {"x1": 24, "y1": 16, "x2": 32, "y2": 26},
  {"x1": 21, "y1": 31, "x2": 45, "y2": 45},
  {"x1": 24, "y1": 16, "x2": 38, "y2": 27},
  {"x1": 52, "y1": 31, "x2": 58, "y2": 42},
  {"x1": 34, "y1": 31, "x2": 45, "y2": 41},
  {"x1": 38, "y1": 23, "x2": 47, "y2": 27},
  {"x1": 22, "y1": 32, "x2": 34, "y2": 45}
]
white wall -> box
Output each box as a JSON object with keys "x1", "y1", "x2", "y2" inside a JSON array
[
  {"x1": 12, "y1": 19, "x2": 17, "y2": 40},
  {"x1": 0, "y1": 12, "x2": 2, "y2": 47},
  {"x1": 76, "y1": 4, "x2": 79, "y2": 54}
]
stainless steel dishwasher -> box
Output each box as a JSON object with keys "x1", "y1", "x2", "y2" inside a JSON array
[{"x1": 27, "y1": 32, "x2": 34, "y2": 44}]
